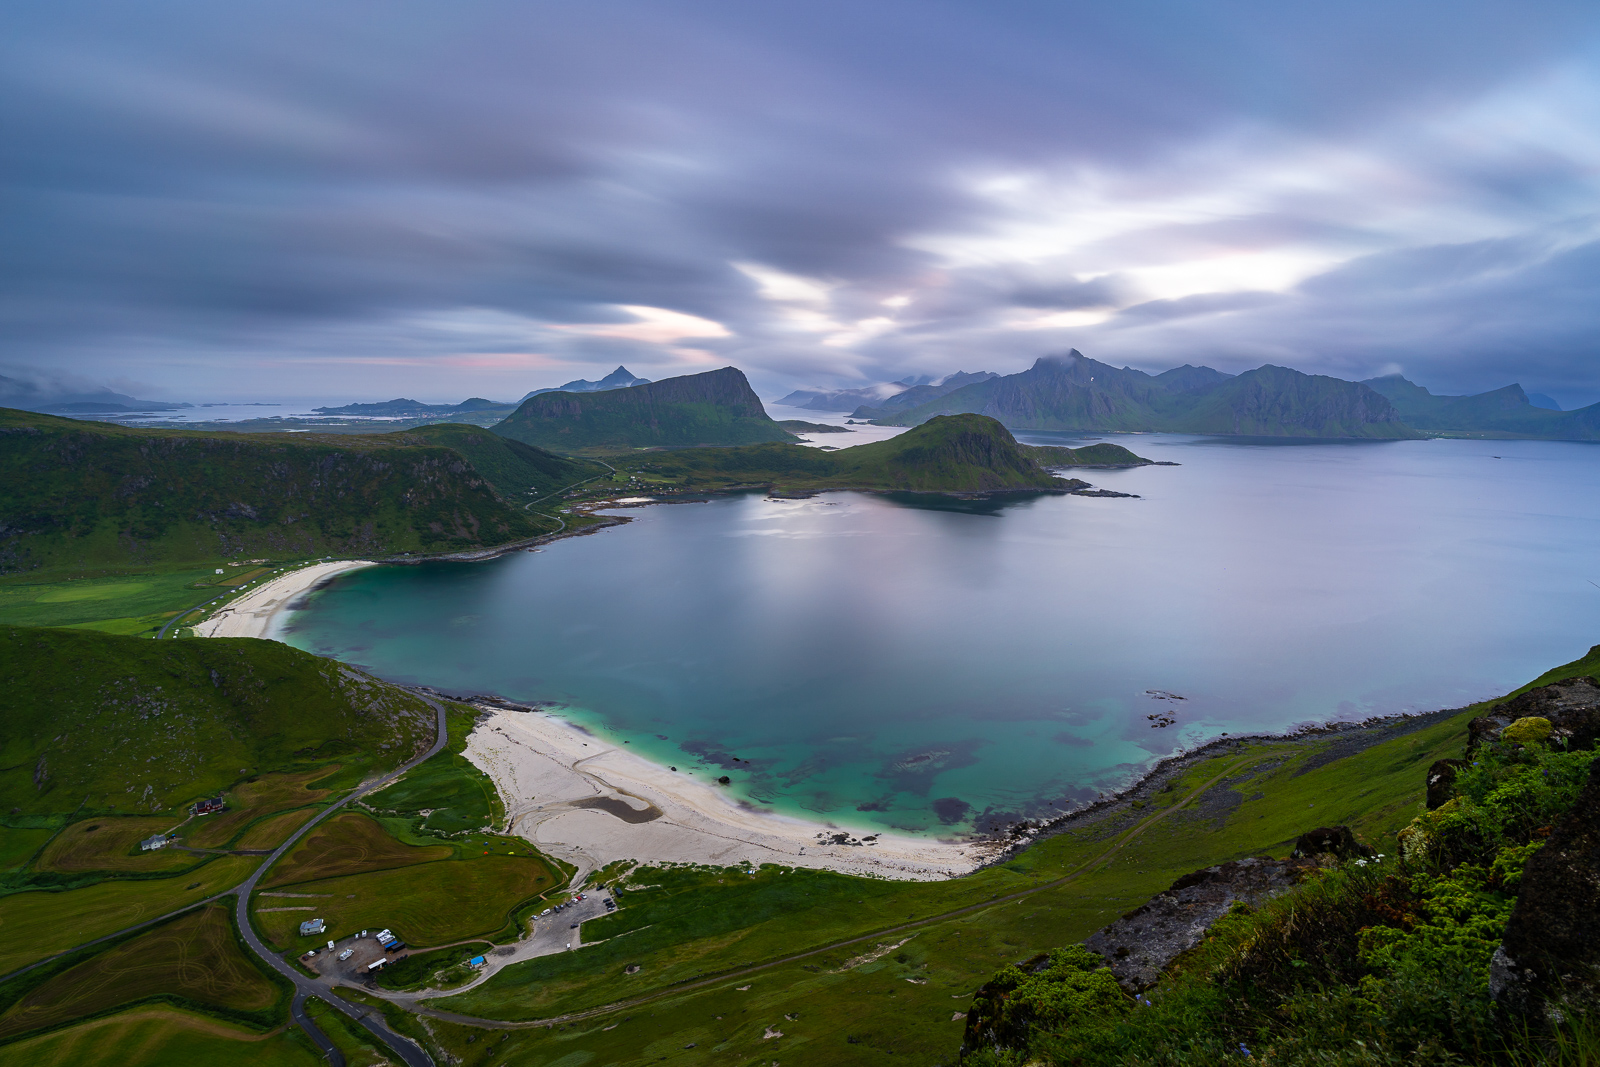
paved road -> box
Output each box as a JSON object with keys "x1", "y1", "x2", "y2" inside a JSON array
[{"x1": 227, "y1": 698, "x2": 453, "y2": 1067}]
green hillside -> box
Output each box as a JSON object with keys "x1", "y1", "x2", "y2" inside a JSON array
[
  {"x1": 384, "y1": 424, "x2": 607, "y2": 499},
  {"x1": 0, "y1": 410, "x2": 558, "y2": 574},
  {"x1": 0, "y1": 626, "x2": 437, "y2": 822},
  {"x1": 879, "y1": 352, "x2": 1419, "y2": 439},
  {"x1": 1362, "y1": 374, "x2": 1600, "y2": 438},
  {"x1": 616, "y1": 414, "x2": 1140, "y2": 493},
  {"x1": 493, "y1": 367, "x2": 797, "y2": 453}
]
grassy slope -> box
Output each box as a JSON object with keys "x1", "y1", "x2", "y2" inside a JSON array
[
  {"x1": 492, "y1": 367, "x2": 797, "y2": 453},
  {"x1": 617, "y1": 415, "x2": 1112, "y2": 493},
  {"x1": 412, "y1": 647, "x2": 1600, "y2": 1066},
  {"x1": 384, "y1": 424, "x2": 607, "y2": 500},
  {"x1": 0, "y1": 1007, "x2": 320, "y2": 1067},
  {"x1": 0, "y1": 626, "x2": 435, "y2": 822},
  {"x1": 0, "y1": 409, "x2": 556, "y2": 575}
]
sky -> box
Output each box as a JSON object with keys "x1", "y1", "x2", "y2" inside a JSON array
[{"x1": 5, "y1": 0, "x2": 1600, "y2": 406}]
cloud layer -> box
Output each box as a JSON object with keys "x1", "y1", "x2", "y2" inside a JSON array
[{"x1": 4, "y1": 0, "x2": 1599, "y2": 403}]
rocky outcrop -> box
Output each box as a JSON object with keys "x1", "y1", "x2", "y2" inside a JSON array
[
  {"x1": 1490, "y1": 759, "x2": 1600, "y2": 1021},
  {"x1": 1290, "y1": 825, "x2": 1376, "y2": 862},
  {"x1": 1426, "y1": 758, "x2": 1469, "y2": 810},
  {"x1": 1468, "y1": 676, "x2": 1600, "y2": 754},
  {"x1": 1083, "y1": 856, "x2": 1312, "y2": 991}
]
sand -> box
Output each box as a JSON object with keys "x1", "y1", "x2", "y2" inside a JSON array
[
  {"x1": 192, "y1": 560, "x2": 377, "y2": 640},
  {"x1": 463, "y1": 707, "x2": 992, "y2": 883}
]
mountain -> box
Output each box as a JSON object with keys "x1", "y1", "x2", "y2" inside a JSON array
[
  {"x1": 1360, "y1": 374, "x2": 1600, "y2": 438},
  {"x1": 311, "y1": 397, "x2": 515, "y2": 417},
  {"x1": 0, "y1": 409, "x2": 559, "y2": 573},
  {"x1": 849, "y1": 371, "x2": 1000, "y2": 418},
  {"x1": 878, "y1": 351, "x2": 1418, "y2": 439},
  {"x1": 493, "y1": 367, "x2": 797, "y2": 452},
  {"x1": 383, "y1": 424, "x2": 607, "y2": 499},
  {"x1": 519, "y1": 366, "x2": 651, "y2": 401},
  {"x1": 617, "y1": 414, "x2": 1147, "y2": 494},
  {"x1": 775, "y1": 383, "x2": 910, "y2": 412},
  {"x1": 1527, "y1": 393, "x2": 1562, "y2": 411}
]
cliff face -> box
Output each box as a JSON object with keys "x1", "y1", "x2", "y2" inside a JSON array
[
  {"x1": 494, "y1": 367, "x2": 796, "y2": 451},
  {"x1": 879, "y1": 351, "x2": 1420, "y2": 439},
  {"x1": 0, "y1": 410, "x2": 553, "y2": 572}
]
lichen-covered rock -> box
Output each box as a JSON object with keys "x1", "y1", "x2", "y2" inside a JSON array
[
  {"x1": 1469, "y1": 676, "x2": 1600, "y2": 753},
  {"x1": 1082, "y1": 857, "x2": 1311, "y2": 991},
  {"x1": 1490, "y1": 759, "x2": 1600, "y2": 1022},
  {"x1": 1290, "y1": 825, "x2": 1376, "y2": 862},
  {"x1": 1426, "y1": 758, "x2": 1468, "y2": 810},
  {"x1": 1501, "y1": 716, "x2": 1553, "y2": 746}
]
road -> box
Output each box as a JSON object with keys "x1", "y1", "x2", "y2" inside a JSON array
[{"x1": 229, "y1": 697, "x2": 452, "y2": 1067}]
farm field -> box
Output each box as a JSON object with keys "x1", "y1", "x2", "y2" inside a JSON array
[
  {"x1": 0, "y1": 1006, "x2": 319, "y2": 1067},
  {"x1": 260, "y1": 812, "x2": 450, "y2": 887},
  {"x1": 234, "y1": 809, "x2": 319, "y2": 851},
  {"x1": 33, "y1": 816, "x2": 193, "y2": 874},
  {"x1": 362, "y1": 706, "x2": 504, "y2": 837},
  {"x1": 0, "y1": 566, "x2": 247, "y2": 635},
  {"x1": 185, "y1": 770, "x2": 339, "y2": 850},
  {"x1": 255, "y1": 849, "x2": 554, "y2": 951},
  {"x1": 0, "y1": 855, "x2": 259, "y2": 976},
  {"x1": 0, "y1": 904, "x2": 285, "y2": 1041},
  {"x1": 0, "y1": 826, "x2": 56, "y2": 871}
]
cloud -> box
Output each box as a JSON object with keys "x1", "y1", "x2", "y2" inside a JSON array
[{"x1": 2, "y1": 0, "x2": 1599, "y2": 401}]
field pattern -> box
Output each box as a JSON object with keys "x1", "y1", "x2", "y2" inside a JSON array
[
  {"x1": 33, "y1": 817, "x2": 192, "y2": 874},
  {"x1": 186, "y1": 770, "x2": 338, "y2": 850},
  {"x1": 0, "y1": 905, "x2": 282, "y2": 1040},
  {"x1": 256, "y1": 852, "x2": 552, "y2": 950},
  {"x1": 234, "y1": 809, "x2": 318, "y2": 851},
  {"x1": 262, "y1": 812, "x2": 450, "y2": 888},
  {"x1": 0, "y1": 855, "x2": 258, "y2": 976},
  {"x1": 0, "y1": 1006, "x2": 319, "y2": 1067}
]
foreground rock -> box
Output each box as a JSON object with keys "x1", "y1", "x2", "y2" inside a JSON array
[
  {"x1": 1490, "y1": 759, "x2": 1600, "y2": 1022},
  {"x1": 1469, "y1": 676, "x2": 1600, "y2": 753},
  {"x1": 1082, "y1": 856, "x2": 1313, "y2": 991}
]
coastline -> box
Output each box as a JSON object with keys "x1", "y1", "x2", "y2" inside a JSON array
[
  {"x1": 460, "y1": 704, "x2": 993, "y2": 883},
  {"x1": 192, "y1": 559, "x2": 377, "y2": 640}
]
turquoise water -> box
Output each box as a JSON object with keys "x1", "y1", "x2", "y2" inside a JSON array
[{"x1": 282, "y1": 435, "x2": 1600, "y2": 835}]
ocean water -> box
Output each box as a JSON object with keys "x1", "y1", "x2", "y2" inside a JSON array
[{"x1": 281, "y1": 435, "x2": 1600, "y2": 835}]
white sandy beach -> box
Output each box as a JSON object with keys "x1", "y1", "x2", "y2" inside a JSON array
[
  {"x1": 192, "y1": 560, "x2": 376, "y2": 640},
  {"x1": 463, "y1": 707, "x2": 991, "y2": 883}
]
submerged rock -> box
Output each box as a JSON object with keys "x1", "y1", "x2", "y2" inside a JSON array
[
  {"x1": 1490, "y1": 759, "x2": 1600, "y2": 1021},
  {"x1": 1083, "y1": 856, "x2": 1312, "y2": 991},
  {"x1": 1469, "y1": 676, "x2": 1600, "y2": 753}
]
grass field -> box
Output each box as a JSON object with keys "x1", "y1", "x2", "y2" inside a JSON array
[
  {"x1": 0, "y1": 828, "x2": 57, "y2": 872},
  {"x1": 0, "y1": 1006, "x2": 319, "y2": 1067},
  {"x1": 234, "y1": 809, "x2": 319, "y2": 851},
  {"x1": 185, "y1": 770, "x2": 339, "y2": 850},
  {"x1": 255, "y1": 849, "x2": 554, "y2": 951},
  {"x1": 261, "y1": 813, "x2": 450, "y2": 888},
  {"x1": 32, "y1": 816, "x2": 192, "y2": 875},
  {"x1": 0, "y1": 905, "x2": 284, "y2": 1040},
  {"x1": 0, "y1": 855, "x2": 258, "y2": 976},
  {"x1": 0, "y1": 566, "x2": 236, "y2": 635},
  {"x1": 363, "y1": 705, "x2": 504, "y2": 838}
]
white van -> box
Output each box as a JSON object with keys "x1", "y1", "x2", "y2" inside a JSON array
[{"x1": 338, "y1": 948, "x2": 354, "y2": 961}]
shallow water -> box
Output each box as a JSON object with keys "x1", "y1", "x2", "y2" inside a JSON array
[{"x1": 283, "y1": 435, "x2": 1600, "y2": 835}]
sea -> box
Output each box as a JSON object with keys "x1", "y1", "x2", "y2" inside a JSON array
[{"x1": 280, "y1": 431, "x2": 1600, "y2": 836}]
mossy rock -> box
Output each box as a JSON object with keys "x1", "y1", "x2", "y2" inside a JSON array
[{"x1": 1502, "y1": 717, "x2": 1553, "y2": 746}]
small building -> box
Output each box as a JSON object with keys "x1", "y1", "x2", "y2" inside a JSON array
[
  {"x1": 139, "y1": 834, "x2": 170, "y2": 851},
  {"x1": 192, "y1": 796, "x2": 225, "y2": 816},
  {"x1": 469, "y1": 956, "x2": 486, "y2": 968},
  {"x1": 299, "y1": 918, "x2": 326, "y2": 936}
]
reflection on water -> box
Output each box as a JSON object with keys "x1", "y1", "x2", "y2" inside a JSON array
[{"x1": 283, "y1": 435, "x2": 1600, "y2": 835}]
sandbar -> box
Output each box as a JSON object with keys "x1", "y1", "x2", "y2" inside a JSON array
[
  {"x1": 193, "y1": 560, "x2": 376, "y2": 641},
  {"x1": 463, "y1": 707, "x2": 992, "y2": 882}
]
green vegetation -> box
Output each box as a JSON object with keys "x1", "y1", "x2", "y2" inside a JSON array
[
  {"x1": 878, "y1": 352, "x2": 1420, "y2": 439},
  {"x1": 0, "y1": 1007, "x2": 321, "y2": 1067},
  {"x1": 33, "y1": 816, "x2": 193, "y2": 875},
  {"x1": 302, "y1": 996, "x2": 396, "y2": 1066},
  {"x1": 362, "y1": 704, "x2": 505, "y2": 838},
  {"x1": 183, "y1": 770, "x2": 340, "y2": 850},
  {"x1": 0, "y1": 627, "x2": 434, "y2": 829},
  {"x1": 0, "y1": 565, "x2": 239, "y2": 636},
  {"x1": 493, "y1": 367, "x2": 797, "y2": 452},
  {"x1": 384, "y1": 423, "x2": 607, "y2": 500},
  {"x1": 261, "y1": 812, "x2": 451, "y2": 888},
  {"x1": 0, "y1": 408, "x2": 558, "y2": 574},
  {"x1": 0, "y1": 905, "x2": 287, "y2": 1041},
  {"x1": 610, "y1": 415, "x2": 1131, "y2": 495}
]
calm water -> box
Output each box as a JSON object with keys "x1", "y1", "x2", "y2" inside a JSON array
[{"x1": 283, "y1": 435, "x2": 1600, "y2": 835}]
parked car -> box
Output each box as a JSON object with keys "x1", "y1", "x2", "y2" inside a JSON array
[{"x1": 338, "y1": 948, "x2": 354, "y2": 961}]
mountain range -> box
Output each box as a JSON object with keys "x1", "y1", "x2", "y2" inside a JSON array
[
  {"x1": 519, "y1": 365, "x2": 651, "y2": 401},
  {"x1": 0, "y1": 374, "x2": 191, "y2": 414},
  {"x1": 312, "y1": 397, "x2": 513, "y2": 417},
  {"x1": 873, "y1": 352, "x2": 1420, "y2": 438},
  {"x1": 777, "y1": 372, "x2": 997, "y2": 413},
  {"x1": 1360, "y1": 374, "x2": 1600, "y2": 438}
]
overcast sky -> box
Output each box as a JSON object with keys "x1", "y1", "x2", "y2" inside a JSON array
[{"x1": 5, "y1": 1, "x2": 1600, "y2": 405}]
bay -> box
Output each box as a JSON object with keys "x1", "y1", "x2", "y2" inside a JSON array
[{"x1": 281, "y1": 435, "x2": 1600, "y2": 835}]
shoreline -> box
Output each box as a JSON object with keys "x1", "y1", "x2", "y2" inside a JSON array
[
  {"x1": 456, "y1": 701, "x2": 994, "y2": 883},
  {"x1": 192, "y1": 560, "x2": 378, "y2": 640}
]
